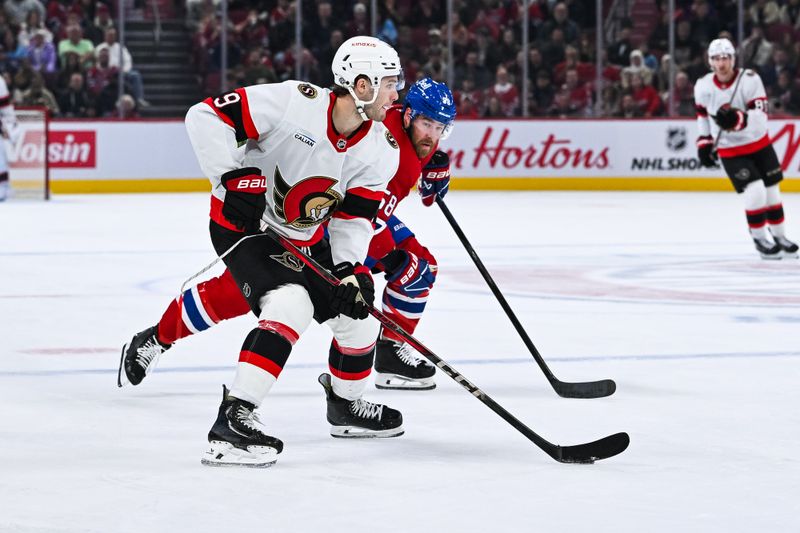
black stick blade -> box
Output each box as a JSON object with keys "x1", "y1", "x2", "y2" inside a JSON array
[
  {"x1": 553, "y1": 378, "x2": 617, "y2": 399},
  {"x1": 552, "y1": 432, "x2": 630, "y2": 464}
]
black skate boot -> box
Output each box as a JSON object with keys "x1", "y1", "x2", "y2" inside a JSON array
[
  {"x1": 752, "y1": 237, "x2": 782, "y2": 260},
  {"x1": 318, "y1": 373, "x2": 404, "y2": 438},
  {"x1": 117, "y1": 325, "x2": 172, "y2": 387},
  {"x1": 201, "y1": 385, "x2": 284, "y2": 468},
  {"x1": 773, "y1": 235, "x2": 799, "y2": 258},
  {"x1": 374, "y1": 339, "x2": 436, "y2": 390}
]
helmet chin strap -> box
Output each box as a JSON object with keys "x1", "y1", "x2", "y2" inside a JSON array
[{"x1": 347, "y1": 84, "x2": 380, "y2": 122}]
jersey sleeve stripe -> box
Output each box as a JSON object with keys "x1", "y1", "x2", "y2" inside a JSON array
[
  {"x1": 235, "y1": 87, "x2": 259, "y2": 140},
  {"x1": 203, "y1": 97, "x2": 236, "y2": 130},
  {"x1": 346, "y1": 187, "x2": 385, "y2": 202},
  {"x1": 694, "y1": 104, "x2": 708, "y2": 117},
  {"x1": 0, "y1": 96, "x2": 10, "y2": 107},
  {"x1": 336, "y1": 191, "x2": 382, "y2": 220}
]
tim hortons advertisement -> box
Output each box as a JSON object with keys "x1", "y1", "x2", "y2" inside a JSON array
[
  {"x1": 440, "y1": 119, "x2": 800, "y2": 184},
  {"x1": 6, "y1": 119, "x2": 800, "y2": 192}
]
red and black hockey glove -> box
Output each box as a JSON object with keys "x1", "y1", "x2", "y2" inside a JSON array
[
  {"x1": 696, "y1": 135, "x2": 718, "y2": 168},
  {"x1": 419, "y1": 150, "x2": 450, "y2": 207},
  {"x1": 330, "y1": 262, "x2": 375, "y2": 320},
  {"x1": 713, "y1": 104, "x2": 748, "y2": 131},
  {"x1": 379, "y1": 249, "x2": 437, "y2": 296},
  {"x1": 221, "y1": 167, "x2": 267, "y2": 233}
]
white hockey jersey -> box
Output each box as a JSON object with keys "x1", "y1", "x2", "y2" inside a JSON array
[
  {"x1": 693, "y1": 68, "x2": 770, "y2": 158},
  {"x1": 185, "y1": 80, "x2": 400, "y2": 266}
]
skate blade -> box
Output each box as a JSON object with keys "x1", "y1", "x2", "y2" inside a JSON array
[
  {"x1": 375, "y1": 373, "x2": 435, "y2": 391},
  {"x1": 781, "y1": 250, "x2": 799, "y2": 259},
  {"x1": 759, "y1": 252, "x2": 783, "y2": 260},
  {"x1": 200, "y1": 440, "x2": 279, "y2": 468},
  {"x1": 116, "y1": 344, "x2": 130, "y2": 388},
  {"x1": 330, "y1": 425, "x2": 405, "y2": 439}
]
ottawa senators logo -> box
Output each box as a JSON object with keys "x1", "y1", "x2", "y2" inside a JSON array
[
  {"x1": 385, "y1": 130, "x2": 398, "y2": 149},
  {"x1": 272, "y1": 165, "x2": 342, "y2": 229},
  {"x1": 297, "y1": 83, "x2": 318, "y2": 99}
]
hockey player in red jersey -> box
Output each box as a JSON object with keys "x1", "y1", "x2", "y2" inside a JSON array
[
  {"x1": 120, "y1": 36, "x2": 408, "y2": 467},
  {"x1": 118, "y1": 78, "x2": 456, "y2": 398},
  {"x1": 694, "y1": 37, "x2": 798, "y2": 259}
]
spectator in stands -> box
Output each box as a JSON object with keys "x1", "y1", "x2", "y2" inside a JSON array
[
  {"x1": 496, "y1": 27, "x2": 518, "y2": 71},
  {"x1": 663, "y1": 70, "x2": 695, "y2": 116},
  {"x1": 772, "y1": 69, "x2": 800, "y2": 114},
  {"x1": 307, "y1": 1, "x2": 337, "y2": 55},
  {"x1": 673, "y1": 19, "x2": 701, "y2": 70},
  {"x1": 599, "y1": 83, "x2": 621, "y2": 116},
  {"x1": 58, "y1": 24, "x2": 93, "y2": 66},
  {"x1": 616, "y1": 93, "x2": 642, "y2": 118},
  {"x1": 483, "y1": 95, "x2": 504, "y2": 118},
  {"x1": 741, "y1": 24, "x2": 775, "y2": 69},
  {"x1": 26, "y1": 28, "x2": 56, "y2": 75},
  {"x1": 608, "y1": 23, "x2": 633, "y2": 66},
  {"x1": 488, "y1": 65, "x2": 519, "y2": 116},
  {"x1": 748, "y1": 0, "x2": 781, "y2": 26},
  {"x1": 20, "y1": 71, "x2": 58, "y2": 114},
  {"x1": 630, "y1": 72, "x2": 661, "y2": 117},
  {"x1": 540, "y1": 2, "x2": 579, "y2": 44},
  {"x1": 296, "y1": 47, "x2": 325, "y2": 87},
  {"x1": 532, "y1": 69, "x2": 555, "y2": 114},
  {"x1": 411, "y1": 0, "x2": 445, "y2": 28},
  {"x1": 779, "y1": 0, "x2": 800, "y2": 27},
  {"x1": 554, "y1": 45, "x2": 593, "y2": 86},
  {"x1": 421, "y1": 45, "x2": 447, "y2": 82},
  {"x1": 0, "y1": 31, "x2": 27, "y2": 72},
  {"x1": 345, "y1": 2, "x2": 369, "y2": 39},
  {"x1": 56, "y1": 50, "x2": 82, "y2": 90},
  {"x1": 563, "y1": 67, "x2": 591, "y2": 115},
  {"x1": 690, "y1": 0, "x2": 720, "y2": 48},
  {"x1": 85, "y1": 46, "x2": 114, "y2": 96},
  {"x1": 240, "y1": 48, "x2": 277, "y2": 86},
  {"x1": 541, "y1": 26, "x2": 566, "y2": 68},
  {"x1": 12, "y1": 57, "x2": 35, "y2": 97},
  {"x1": 234, "y1": 9, "x2": 268, "y2": 51},
  {"x1": 94, "y1": 27, "x2": 147, "y2": 107},
  {"x1": 58, "y1": 71, "x2": 92, "y2": 117},
  {"x1": 315, "y1": 28, "x2": 343, "y2": 86},
  {"x1": 86, "y1": 3, "x2": 113, "y2": 45},
  {"x1": 4, "y1": 0, "x2": 45, "y2": 25},
  {"x1": 648, "y1": 9, "x2": 670, "y2": 54},
  {"x1": 17, "y1": 8, "x2": 51, "y2": 46},
  {"x1": 454, "y1": 77, "x2": 483, "y2": 118},
  {"x1": 455, "y1": 50, "x2": 491, "y2": 91},
  {"x1": 548, "y1": 89, "x2": 580, "y2": 118},
  {"x1": 475, "y1": 27, "x2": 502, "y2": 74},
  {"x1": 623, "y1": 50, "x2": 653, "y2": 85},
  {"x1": 760, "y1": 46, "x2": 794, "y2": 91}
]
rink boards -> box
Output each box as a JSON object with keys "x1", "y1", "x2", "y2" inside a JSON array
[{"x1": 9, "y1": 118, "x2": 800, "y2": 193}]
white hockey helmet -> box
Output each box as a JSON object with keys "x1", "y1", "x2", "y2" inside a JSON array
[
  {"x1": 332, "y1": 36, "x2": 404, "y2": 119},
  {"x1": 708, "y1": 38, "x2": 736, "y2": 59}
]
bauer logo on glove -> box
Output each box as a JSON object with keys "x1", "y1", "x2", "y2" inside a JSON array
[{"x1": 419, "y1": 150, "x2": 450, "y2": 206}]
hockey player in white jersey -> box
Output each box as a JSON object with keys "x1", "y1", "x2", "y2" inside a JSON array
[
  {"x1": 0, "y1": 76, "x2": 20, "y2": 201},
  {"x1": 183, "y1": 36, "x2": 404, "y2": 467},
  {"x1": 694, "y1": 37, "x2": 798, "y2": 259}
]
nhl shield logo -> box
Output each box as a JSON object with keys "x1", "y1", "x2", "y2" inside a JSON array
[
  {"x1": 666, "y1": 127, "x2": 687, "y2": 152},
  {"x1": 336, "y1": 138, "x2": 347, "y2": 150},
  {"x1": 272, "y1": 165, "x2": 342, "y2": 229}
]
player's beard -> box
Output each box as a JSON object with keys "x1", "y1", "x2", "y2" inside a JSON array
[{"x1": 410, "y1": 128, "x2": 435, "y2": 159}]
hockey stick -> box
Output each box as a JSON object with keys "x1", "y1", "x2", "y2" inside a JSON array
[
  {"x1": 263, "y1": 226, "x2": 629, "y2": 464},
  {"x1": 435, "y1": 196, "x2": 616, "y2": 399}
]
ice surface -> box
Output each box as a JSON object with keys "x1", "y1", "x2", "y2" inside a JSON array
[{"x1": 1, "y1": 191, "x2": 798, "y2": 532}]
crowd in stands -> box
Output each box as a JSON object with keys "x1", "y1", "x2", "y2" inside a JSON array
[
  {"x1": 189, "y1": 0, "x2": 800, "y2": 119},
  {"x1": 0, "y1": 0, "x2": 146, "y2": 118}
]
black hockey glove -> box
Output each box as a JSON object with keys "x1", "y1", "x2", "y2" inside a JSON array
[
  {"x1": 330, "y1": 262, "x2": 375, "y2": 320},
  {"x1": 221, "y1": 167, "x2": 267, "y2": 233},
  {"x1": 713, "y1": 105, "x2": 748, "y2": 131},
  {"x1": 696, "y1": 136, "x2": 718, "y2": 168}
]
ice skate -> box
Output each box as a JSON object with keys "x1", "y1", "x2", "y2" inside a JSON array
[
  {"x1": 772, "y1": 234, "x2": 799, "y2": 258},
  {"x1": 752, "y1": 237, "x2": 782, "y2": 260},
  {"x1": 117, "y1": 325, "x2": 172, "y2": 387},
  {"x1": 201, "y1": 385, "x2": 283, "y2": 468},
  {"x1": 318, "y1": 373, "x2": 404, "y2": 438},
  {"x1": 374, "y1": 339, "x2": 436, "y2": 390}
]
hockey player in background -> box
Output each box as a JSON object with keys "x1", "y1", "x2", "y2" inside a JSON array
[
  {"x1": 118, "y1": 78, "x2": 456, "y2": 397},
  {"x1": 0, "y1": 75, "x2": 20, "y2": 201},
  {"x1": 695, "y1": 37, "x2": 798, "y2": 259},
  {"x1": 146, "y1": 36, "x2": 405, "y2": 467}
]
